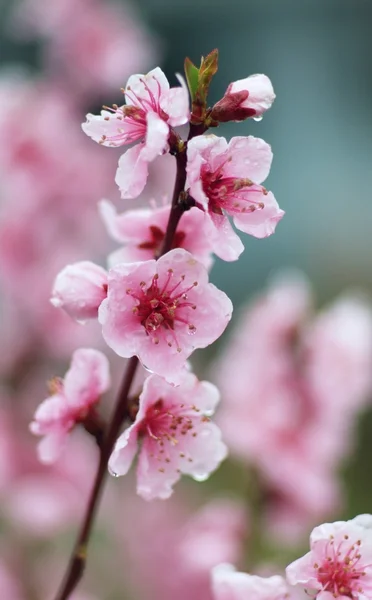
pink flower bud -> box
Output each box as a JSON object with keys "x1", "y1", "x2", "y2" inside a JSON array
[
  {"x1": 51, "y1": 261, "x2": 108, "y2": 321},
  {"x1": 211, "y1": 74, "x2": 275, "y2": 123}
]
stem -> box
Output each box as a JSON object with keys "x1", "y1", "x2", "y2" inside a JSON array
[
  {"x1": 54, "y1": 141, "x2": 192, "y2": 600},
  {"x1": 55, "y1": 356, "x2": 138, "y2": 600}
]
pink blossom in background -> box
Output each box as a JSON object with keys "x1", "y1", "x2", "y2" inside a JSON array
[
  {"x1": 3, "y1": 433, "x2": 97, "y2": 536},
  {"x1": 9, "y1": 0, "x2": 157, "y2": 99},
  {"x1": 116, "y1": 491, "x2": 247, "y2": 600},
  {"x1": 82, "y1": 67, "x2": 189, "y2": 198},
  {"x1": 99, "y1": 199, "x2": 214, "y2": 268},
  {"x1": 304, "y1": 296, "x2": 372, "y2": 413},
  {"x1": 286, "y1": 516, "x2": 372, "y2": 600},
  {"x1": 0, "y1": 407, "x2": 17, "y2": 494},
  {"x1": 211, "y1": 74, "x2": 276, "y2": 122},
  {"x1": 214, "y1": 272, "x2": 372, "y2": 542},
  {"x1": 186, "y1": 135, "x2": 284, "y2": 260},
  {"x1": 0, "y1": 79, "x2": 116, "y2": 361},
  {"x1": 51, "y1": 261, "x2": 108, "y2": 321},
  {"x1": 30, "y1": 348, "x2": 110, "y2": 463},
  {"x1": 99, "y1": 248, "x2": 232, "y2": 383},
  {"x1": 0, "y1": 560, "x2": 24, "y2": 599},
  {"x1": 212, "y1": 565, "x2": 290, "y2": 600},
  {"x1": 109, "y1": 371, "x2": 227, "y2": 499}
]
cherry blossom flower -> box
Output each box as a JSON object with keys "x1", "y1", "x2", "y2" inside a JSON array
[
  {"x1": 212, "y1": 565, "x2": 290, "y2": 600},
  {"x1": 186, "y1": 135, "x2": 284, "y2": 260},
  {"x1": 108, "y1": 371, "x2": 227, "y2": 499},
  {"x1": 82, "y1": 67, "x2": 189, "y2": 199},
  {"x1": 99, "y1": 248, "x2": 233, "y2": 383},
  {"x1": 30, "y1": 348, "x2": 110, "y2": 463},
  {"x1": 51, "y1": 261, "x2": 108, "y2": 321},
  {"x1": 99, "y1": 199, "x2": 213, "y2": 269},
  {"x1": 286, "y1": 517, "x2": 372, "y2": 600},
  {"x1": 211, "y1": 74, "x2": 275, "y2": 123}
]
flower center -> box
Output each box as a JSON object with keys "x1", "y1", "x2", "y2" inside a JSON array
[
  {"x1": 139, "y1": 399, "x2": 209, "y2": 473},
  {"x1": 201, "y1": 163, "x2": 266, "y2": 216},
  {"x1": 314, "y1": 536, "x2": 366, "y2": 598},
  {"x1": 126, "y1": 269, "x2": 197, "y2": 350}
]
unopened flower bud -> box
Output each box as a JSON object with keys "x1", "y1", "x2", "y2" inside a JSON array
[
  {"x1": 210, "y1": 74, "x2": 275, "y2": 123},
  {"x1": 51, "y1": 261, "x2": 108, "y2": 321}
]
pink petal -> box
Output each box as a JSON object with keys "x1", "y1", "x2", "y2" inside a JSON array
[
  {"x1": 141, "y1": 111, "x2": 169, "y2": 162},
  {"x1": 51, "y1": 261, "x2": 108, "y2": 321},
  {"x1": 99, "y1": 259, "x2": 157, "y2": 358},
  {"x1": 136, "y1": 437, "x2": 181, "y2": 500},
  {"x1": 108, "y1": 425, "x2": 139, "y2": 476},
  {"x1": 64, "y1": 348, "x2": 110, "y2": 408},
  {"x1": 160, "y1": 74, "x2": 189, "y2": 127},
  {"x1": 125, "y1": 67, "x2": 170, "y2": 107},
  {"x1": 99, "y1": 199, "x2": 153, "y2": 244},
  {"x1": 115, "y1": 144, "x2": 149, "y2": 199},
  {"x1": 207, "y1": 213, "x2": 245, "y2": 261},
  {"x1": 37, "y1": 430, "x2": 68, "y2": 464},
  {"x1": 233, "y1": 191, "x2": 285, "y2": 238},
  {"x1": 81, "y1": 110, "x2": 127, "y2": 146},
  {"x1": 227, "y1": 136, "x2": 273, "y2": 183}
]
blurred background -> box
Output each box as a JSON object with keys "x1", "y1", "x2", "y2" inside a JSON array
[{"x1": 1, "y1": 0, "x2": 372, "y2": 598}]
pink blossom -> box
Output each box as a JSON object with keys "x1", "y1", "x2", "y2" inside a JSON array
[
  {"x1": 99, "y1": 199, "x2": 213, "y2": 269},
  {"x1": 51, "y1": 261, "x2": 108, "y2": 321},
  {"x1": 286, "y1": 517, "x2": 372, "y2": 600},
  {"x1": 108, "y1": 371, "x2": 227, "y2": 499},
  {"x1": 82, "y1": 67, "x2": 189, "y2": 198},
  {"x1": 212, "y1": 565, "x2": 290, "y2": 600},
  {"x1": 186, "y1": 135, "x2": 284, "y2": 260},
  {"x1": 99, "y1": 248, "x2": 232, "y2": 383},
  {"x1": 30, "y1": 348, "x2": 110, "y2": 463}
]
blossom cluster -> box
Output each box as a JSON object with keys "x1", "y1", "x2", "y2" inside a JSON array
[
  {"x1": 214, "y1": 273, "x2": 372, "y2": 541},
  {"x1": 31, "y1": 53, "x2": 284, "y2": 502}
]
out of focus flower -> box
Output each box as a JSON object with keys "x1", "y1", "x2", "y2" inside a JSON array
[
  {"x1": 212, "y1": 565, "x2": 290, "y2": 600},
  {"x1": 82, "y1": 67, "x2": 189, "y2": 198},
  {"x1": 0, "y1": 560, "x2": 23, "y2": 599},
  {"x1": 214, "y1": 273, "x2": 372, "y2": 541},
  {"x1": 186, "y1": 135, "x2": 284, "y2": 260},
  {"x1": 99, "y1": 199, "x2": 214, "y2": 269},
  {"x1": 10, "y1": 0, "x2": 157, "y2": 99},
  {"x1": 117, "y1": 493, "x2": 247, "y2": 600},
  {"x1": 286, "y1": 516, "x2": 372, "y2": 600},
  {"x1": 51, "y1": 261, "x2": 108, "y2": 321},
  {"x1": 30, "y1": 348, "x2": 110, "y2": 463},
  {"x1": 99, "y1": 248, "x2": 232, "y2": 383},
  {"x1": 211, "y1": 74, "x2": 275, "y2": 123},
  {"x1": 0, "y1": 79, "x2": 115, "y2": 362},
  {"x1": 109, "y1": 371, "x2": 227, "y2": 499}
]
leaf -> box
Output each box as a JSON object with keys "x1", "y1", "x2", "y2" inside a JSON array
[{"x1": 184, "y1": 57, "x2": 199, "y2": 101}]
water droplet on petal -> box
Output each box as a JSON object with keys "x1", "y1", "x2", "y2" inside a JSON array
[
  {"x1": 253, "y1": 115, "x2": 263, "y2": 122},
  {"x1": 192, "y1": 472, "x2": 209, "y2": 482},
  {"x1": 108, "y1": 465, "x2": 119, "y2": 478}
]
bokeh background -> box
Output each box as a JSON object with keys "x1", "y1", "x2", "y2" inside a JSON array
[{"x1": 1, "y1": 0, "x2": 372, "y2": 598}]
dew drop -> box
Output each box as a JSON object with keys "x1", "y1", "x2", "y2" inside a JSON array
[
  {"x1": 192, "y1": 472, "x2": 209, "y2": 482},
  {"x1": 253, "y1": 115, "x2": 263, "y2": 122},
  {"x1": 108, "y1": 465, "x2": 119, "y2": 478}
]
